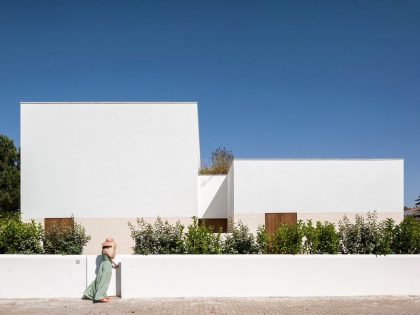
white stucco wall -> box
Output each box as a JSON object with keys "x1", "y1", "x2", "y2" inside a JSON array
[
  {"x1": 197, "y1": 175, "x2": 228, "y2": 218},
  {"x1": 0, "y1": 255, "x2": 86, "y2": 298},
  {"x1": 21, "y1": 102, "x2": 200, "y2": 219},
  {"x1": 121, "y1": 255, "x2": 420, "y2": 298},
  {"x1": 232, "y1": 159, "x2": 404, "y2": 214},
  {"x1": 1, "y1": 255, "x2": 419, "y2": 298}
]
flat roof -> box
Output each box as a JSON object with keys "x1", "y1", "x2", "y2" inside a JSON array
[
  {"x1": 20, "y1": 102, "x2": 197, "y2": 104},
  {"x1": 234, "y1": 158, "x2": 404, "y2": 161}
]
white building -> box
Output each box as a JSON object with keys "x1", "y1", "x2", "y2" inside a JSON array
[{"x1": 21, "y1": 102, "x2": 404, "y2": 253}]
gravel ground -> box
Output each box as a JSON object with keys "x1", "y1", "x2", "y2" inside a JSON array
[{"x1": 1, "y1": 296, "x2": 420, "y2": 315}]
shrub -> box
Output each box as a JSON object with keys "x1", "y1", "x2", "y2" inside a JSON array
[
  {"x1": 199, "y1": 147, "x2": 233, "y2": 175},
  {"x1": 392, "y1": 216, "x2": 420, "y2": 254},
  {"x1": 271, "y1": 221, "x2": 304, "y2": 254},
  {"x1": 223, "y1": 221, "x2": 258, "y2": 254},
  {"x1": 43, "y1": 217, "x2": 91, "y2": 255},
  {"x1": 377, "y1": 218, "x2": 396, "y2": 255},
  {"x1": 129, "y1": 217, "x2": 185, "y2": 254},
  {"x1": 303, "y1": 220, "x2": 339, "y2": 254},
  {"x1": 185, "y1": 217, "x2": 222, "y2": 254},
  {"x1": 0, "y1": 215, "x2": 43, "y2": 254},
  {"x1": 338, "y1": 212, "x2": 378, "y2": 254},
  {"x1": 256, "y1": 225, "x2": 270, "y2": 254}
]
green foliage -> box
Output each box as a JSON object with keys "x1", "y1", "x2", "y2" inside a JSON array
[
  {"x1": 271, "y1": 221, "x2": 304, "y2": 254},
  {"x1": 199, "y1": 147, "x2": 233, "y2": 175},
  {"x1": 377, "y1": 218, "x2": 396, "y2": 255},
  {"x1": 43, "y1": 217, "x2": 91, "y2": 255},
  {"x1": 185, "y1": 217, "x2": 222, "y2": 254},
  {"x1": 127, "y1": 214, "x2": 420, "y2": 255},
  {"x1": 0, "y1": 214, "x2": 43, "y2": 254},
  {"x1": 416, "y1": 195, "x2": 420, "y2": 208},
  {"x1": 256, "y1": 225, "x2": 270, "y2": 254},
  {"x1": 223, "y1": 221, "x2": 258, "y2": 254},
  {"x1": 129, "y1": 217, "x2": 186, "y2": 254},
  {"x1": 338, "y1": 212, "x2": 383, "y2": 254},
  {"x1": 392, "y1": 216, "x2": 420, "y2": 254},
  {"x1": 303, "y1": 220, "x2": 339, "y2": 254},
  {"x1": 0, "y1": 135, "x2": 20, "y2": 213}
]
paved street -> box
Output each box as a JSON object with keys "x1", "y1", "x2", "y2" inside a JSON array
[{"x1": 1, "y1": 296, "x2": 420, "y2": 315}]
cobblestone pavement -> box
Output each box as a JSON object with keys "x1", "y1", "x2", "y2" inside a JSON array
[{"x1": 1, "y1": 296, "x2": 420, "y2": 315}]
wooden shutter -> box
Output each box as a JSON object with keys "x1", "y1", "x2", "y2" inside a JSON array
[
  {"x1": 198, "y1": 218, "x2": 228, "y2": 233},
  {"x1": 265, "y1": 213, "x2": 297, "y2": 236}
]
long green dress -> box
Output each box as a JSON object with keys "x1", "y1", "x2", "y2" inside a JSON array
[{"x1": 84, "y1": 254, "x2": 112, "y2": 301}]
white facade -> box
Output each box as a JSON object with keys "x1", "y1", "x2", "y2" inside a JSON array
[
  {"x1": 232, "y1": 159, "x2": 403, "y2": 214},
  {"x1": 21, "y1": 102, "x2": 200, "y2": 219},
  {"x1": 20, "y1": 102, "x2": 404, "y2": 252},
  {"x1": 197, "y1": 175, "x2": 228, "y2": 218}
]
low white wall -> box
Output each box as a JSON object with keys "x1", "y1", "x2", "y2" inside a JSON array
[
  {"x1": 0, "y1": 255, "x2": 86, "y2": 298},
  {"x1": 2, "y1": 255, "x2": 419, "y2": 298},
  {"x1": 121, "y1": 255, "x2": 420, "y2": 298},
  {"x1": 198, "y1": 175, "x2": 228, "y2": 218}
]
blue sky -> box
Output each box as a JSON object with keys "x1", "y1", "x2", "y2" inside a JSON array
[{"x1": 0, "y1": 1, "x2": 419, "y2": 206}]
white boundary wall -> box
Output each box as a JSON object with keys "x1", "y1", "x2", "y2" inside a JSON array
[
  {"x1": 1, "y1": 255, "x2": 420, "y2": 298},
  {"x1": 121, "y1": 255, "x2": 420, "y2": 298},
  {"x1": 21, "y1": 102, "x2": 200, "y2": 219},
  {"x1": 0, "y1": 255, "x2": 86, "y2": 298}
]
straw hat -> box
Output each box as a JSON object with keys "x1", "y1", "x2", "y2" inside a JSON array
[{"x1": 102, "y1": 237, "x2": 114, "y2": 247}]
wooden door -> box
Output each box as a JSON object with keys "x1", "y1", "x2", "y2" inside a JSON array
[
  {"x1": 198, "y1": 218, "x2": 228, "y2": 233},
  {"x1": 265, "y1": 213, "x2": 297, "y2": 236},
  {"x1": 44, "y1": 217, "x2": 74, "y2": 233}
]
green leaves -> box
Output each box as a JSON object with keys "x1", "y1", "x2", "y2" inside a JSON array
[
  {"x1": 223, "y1": 221, "x2": 258, "y2": 254},
  {"x1": 185, "y1": 217, "x2": 222, "y2": 254},
  {"x1": 0, "y1": 135, "x2": 20, "y2": 213},
  {"x1": 0, "y1": 213, "x2": 90, "y2": 254},
  {"x1": 129, "y1": 217, "x2": 186, "y2": 254},
  {"x1": 43, "y1": 217, "x2": 91, "y2": 255},
  {"x1": 0, "y1": 214, "x2": 43, "y2": 254},
  {"x1": 199, "y1": 147, "x2": 233, "y2": 175}
]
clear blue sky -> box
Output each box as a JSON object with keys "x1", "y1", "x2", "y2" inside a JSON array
[{"x1": 0, "y1": 1, "x2": 419, "y2": 206}]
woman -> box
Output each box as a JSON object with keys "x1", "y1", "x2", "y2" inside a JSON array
[{"x1": 83, "y1": 237, "x2": 119, "y2": 303}]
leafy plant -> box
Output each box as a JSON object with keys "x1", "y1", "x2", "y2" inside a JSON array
[
  {"x1": 199, "y1": 147, "x2": 233, "y2": 175},
  {"x1": 43, "y1": 217, "x2": 91, "y2": 255},
  {"x1": 303, "y1": 220, "x2": 339, "y2": 254},
  {"x1": 256, "y1": 225, "x2": 270, "y2": 254},
  {"x1": 377, "y1": 218, "x2": 396, "y2": 255},
  {"x1": 223, "y1": 221, "x2": 258, "y2": 254},
  {"x1": 0, "y1": 135, "x2": 20, "y2": 213},
  {"x1": 392, "y1": 216, "x2": 420, "y2": 254},
  {"x1": 185, "y1": 217, "x2": 222, "y2": 254},
  {"x1": 0, "y1": 215, "x2": 43, "y2": 254},
  {"x1": 271, "y1": 221, "x2": 304, "y2": 254},
  {"x1": 129, "y1": 217, "x2": 185, "y2": 254}
]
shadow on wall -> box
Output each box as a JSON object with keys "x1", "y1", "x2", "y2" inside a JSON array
[
  {"x1": 93, "y1": 255, "x2": 121, "y2": 297},
  {"x1": 202, "y1": 176, "x2": 228, "y2": 219}
]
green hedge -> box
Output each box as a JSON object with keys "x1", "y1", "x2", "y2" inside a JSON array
[
  {"x1": 0, "y1": 213, "x2": 90, "y2": 254},
  {"x1": 130, "y1": 213, "x2": 420, "y2": 255}
]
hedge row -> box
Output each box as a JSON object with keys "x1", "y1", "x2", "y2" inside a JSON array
[
  {"x1": 2, "y1": 212, "x2": 419, "y2": 255},
  {"x1": 129, "y1": 213, "x2": 420, "y2": 255},
  {"x1": 0, "y1": 213, "x2": 90, "y2": 254}
]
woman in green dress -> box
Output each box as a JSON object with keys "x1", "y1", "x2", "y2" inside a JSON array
[{"x1": 83, "y1": 237, "x2": 119, "y2": 303}]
